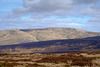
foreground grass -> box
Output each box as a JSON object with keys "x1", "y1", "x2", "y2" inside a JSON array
[{"x1": 0, "y1": 51, "x2": 100, "y2": 67}]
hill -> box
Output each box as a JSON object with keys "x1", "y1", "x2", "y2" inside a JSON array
[
  {"x1": 0, "y1": 27, "x2": 100, "y2": 45},
  {"x1": 0, "y1": 36, "x2": 100, "y2": 53}
]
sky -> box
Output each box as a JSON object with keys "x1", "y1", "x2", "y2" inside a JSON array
[{"x1": 0, "y1": 0, "x2": 100, "y2": 32}]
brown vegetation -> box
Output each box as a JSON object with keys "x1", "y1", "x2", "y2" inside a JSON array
[
  {"x1": 0, "y1": 51, "x2": 100, "y2": 67},
  {"x1": 36, "y1": 54, "x2": 95, "y2": 66}
]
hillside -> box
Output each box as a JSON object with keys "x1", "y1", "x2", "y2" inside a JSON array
[
  {"x1": 0, "y1": 36, "x2": 100, "y2": 53},
  {"x1": 0, "y1": 27, "x2": 100, "y2": 45},
  {"x1": 0, "y1": 29, "x2": 37, "y2": 45}
]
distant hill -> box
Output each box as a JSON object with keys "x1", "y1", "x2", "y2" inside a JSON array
[
  {"x1": 0, "y1": 36, "x2": 100, "y2": 53},
  {"x1": 0, "y1": 27, "x2": 100, "y2": 45}
]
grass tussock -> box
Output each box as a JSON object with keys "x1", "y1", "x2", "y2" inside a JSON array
[
  {"x1": 0, "y1": 62, "x2": 22, "y2": 67},
  {"x1": 36, "y1": 54, "x2": 95, "y2": 66},
  {"x1": 0, "y1": 59, "x2": 32, "y2": 62},
  {"x1": 26, "y1": 64, "x2": 46, "y2": 67},
  {"x1": 0, "y1": 62, "x2": 46, "y2": 67}
]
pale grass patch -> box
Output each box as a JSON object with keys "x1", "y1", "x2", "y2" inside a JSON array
[
  {"x1": 38, "y1": 63, "x2": 66, "y2": 67},
  {"x1": 14, "y1": 65, "x2": 26, "y2": 67},
  {"x1": 80, "y1": 53, "x2": 100, "y2": 57}
]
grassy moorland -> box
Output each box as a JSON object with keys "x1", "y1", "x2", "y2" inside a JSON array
[{"x1": 0, "y1": 51, "x2": 100, "y2": 67}]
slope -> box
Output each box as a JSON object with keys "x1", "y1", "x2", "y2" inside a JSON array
[
  {"x1": 0, "y1": 29, "x2": 37, "y2": 45},
  {"x1": 0, "y1": 27, "x2": 100, "y2": 45},
  {"x1": 0, "y1": 36, "x2": 100, "y2": 53}
]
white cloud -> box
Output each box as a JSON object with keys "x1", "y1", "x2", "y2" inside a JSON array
[
  {"x1": 13, "y1": 0, "x2": 76, "y2": 17},
  {"x1": 1, "y1": 0, "x2": 100, "y2": 32}
]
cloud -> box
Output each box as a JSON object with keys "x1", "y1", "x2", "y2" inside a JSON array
[
  {"x1": 12, "y1": 0, "x2": 100, "y2": 18},
  {"x1": 4, "y1": 0, "x2": 100, "y2": 18},
  {"x1": 80, "y1": 5, "x2": 100, "y2": 17},
  {"x1": 1, "y1": 0, "x2": 100, "y2": 32},
  {"x1": 13, "y1": 0, "x2": 76, "y2": 17},
  {"x1": 0, "y1": 18, "x2": 74, "y2": 30},
  {"x1": 75, "y1": 0, "x2": 100, "y2": 4},
  {"x1": 79, "y1": 4, "x2": 100, "y2": 30}
]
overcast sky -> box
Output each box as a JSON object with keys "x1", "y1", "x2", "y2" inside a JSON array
[{"x1": 0, "y1": 0, "x2": 100, "y2": 32}]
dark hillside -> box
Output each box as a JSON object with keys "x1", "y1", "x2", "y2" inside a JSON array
[{"x1": 0, "y1": 36, "x2": 100, "y2": 53}]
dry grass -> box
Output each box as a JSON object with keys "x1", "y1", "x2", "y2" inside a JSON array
[
  {"x1": 0, "y1": 51, "x2": 100, "y2": 67},
  {"x1": 36, "y1": 54, "x2": 95, "y2": 66}
]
